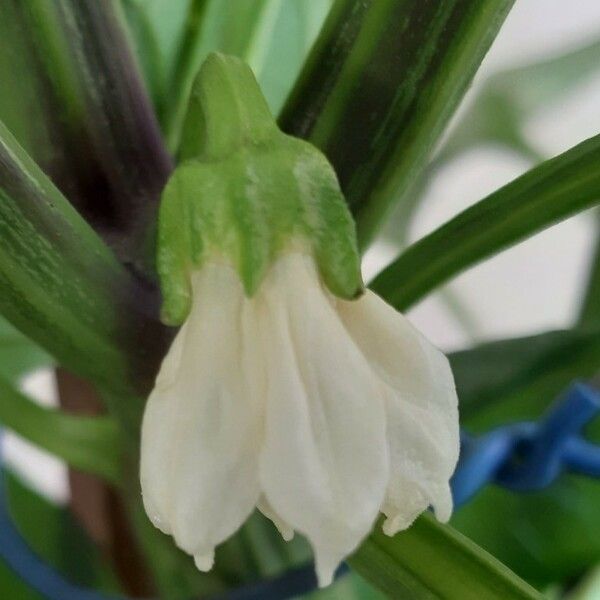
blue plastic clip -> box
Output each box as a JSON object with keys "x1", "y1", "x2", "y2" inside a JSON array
[{"x1": 452, "y1": 382, "x2": 600, "y2": 507}]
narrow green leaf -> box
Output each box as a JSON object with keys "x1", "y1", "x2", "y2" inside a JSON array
[
  {"x1": 160, "y1": 0, "x2": 281, "y2": 151},
  {"x1": 0, "y1": 0, "x2": 172, "y2": 267},
  {"x1": 487, "y1": 38, "x2": 600, "y2": 117},
  {"x1": 0, "y1": 561, "x2": 41, "y2": 600},
  {"x1": 382, "y1": 36, "x2": 600, "y2": 255},
  {"x1": 120, "y1": 0, "x2": 198, "y2": 123},
  {"x1": 0, "y1": 121, "x2": 167, "y2": 400},
  {"x1": 118, "y1": 0, "x2": 166, "y2": 111},
  {"x1": 350, "y1": 514, "x2": 541, "y2": 599},
  {"x1": 309, "y1": 571, "x2": 384, "y2": 599},
  {"x1": 0, "y1": 318, "x2": 51, "y2": 383},
  {"x1": 448, "y1": 330, "x2": 600, "y2": 586},
  {"x1": 440, "y1": 36, "x2": 600, "y2": 163},
  {"x1": 452, "y1": 478, "x2": 600, "y2": 590},
  {"x1": 450, "y1": 328, "x2": 600, "y2": 428},
  {"x1": 0, "y1": 377, "x2": 121, "y2": 482},
  {"x1": 371, "y1": 134, "x2": 600, "y2": 311},
  {"x1": 578, "y1": 220, "x2": 600, "y2": 328},
  {"x1": 258, "y1": 0, "x2": 333, "y2": 116},
  {"x1": 279, "y1": 0, "x2": 515, "y2": 249},
  {"x1": 5, "y1": 470, "x2": 122, "y2": 593},
  {"x1": 160, "y1": 0, "x2": 210, "y2": 149}
]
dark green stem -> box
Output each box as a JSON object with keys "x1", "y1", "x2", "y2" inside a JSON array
[
  {"x1": 0, "y1": 0, "x2": 172, "y2": 272},
  {"x1": 280, "y1": 0, "x2": 515, "y2": 250},
  {"x1": 0, "y1": 121, "x2": 168, "y2": 400}
]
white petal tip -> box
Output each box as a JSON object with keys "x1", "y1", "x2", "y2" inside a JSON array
[
  {"x1": 382, "y1": 513, "x2": 416, "y2": 537},
  {"x1": 257, "y1": 498, "x2": 294, "y2": 541},
  {"x1": 315, "y1": 553, "x2": 341, "y2": 588},
  {"x1": 382, "y1": 517, "x2": 399, "y2": 537},
  {"x1": 316, "y1": 567, "x2": 335, "y2": 588},
  {"x1": 142, "y1": 498, "x2": 171, "y2": 535},
  {"x1": 194, "y1": 551, "x2": 215, "y2": 572},
  {"x1": 432, "y1": 486, "x2": 454, "y2": 523}
]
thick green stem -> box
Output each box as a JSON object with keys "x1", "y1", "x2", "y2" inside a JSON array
[
  {"x1": 0, "y1": 121, "x2": 168, "y2": 400},
  {"x1": 280, "y1": 0, "x2": 515, "y2": 250},
  {"x1": 0, "y1": 0, "x2": 172, "y2": 270}
]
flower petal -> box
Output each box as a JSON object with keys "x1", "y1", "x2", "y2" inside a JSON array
[
  {"x1": 338, "y1": 291, "x2": 459, "y2": 534},
  {"x1": 257, "y1": 254, "x2": 389, "y2": 587},
  {"x1": 141, "y1": 262, "x2": 263, "y2": 562},
  {"x1": 257, "y1": 496, "x2": 294, "y2": 541}
]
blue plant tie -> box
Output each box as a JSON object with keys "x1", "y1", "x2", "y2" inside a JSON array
[
  {"x1": 452, "y1": 382, "x2": 600, "y2": 507},
  {"x1": 0, "y1": 381, "x2": 599, "y2": 599}
]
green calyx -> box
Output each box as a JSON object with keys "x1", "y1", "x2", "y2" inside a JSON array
[{"x1": 158, "y1": 53, "x2": 362, "y2": 326}]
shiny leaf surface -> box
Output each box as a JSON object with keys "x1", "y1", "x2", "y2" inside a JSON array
[
  {"x1": 371, "y1": 134, "x2": 600, "y2": 311},
  {"x1": 280, "y1": 0, "x2": 515, "y2": 248}
]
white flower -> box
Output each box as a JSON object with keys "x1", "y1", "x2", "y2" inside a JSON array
[{"x1": 141, "y1": 252, "x2": 459, "y2": 586}]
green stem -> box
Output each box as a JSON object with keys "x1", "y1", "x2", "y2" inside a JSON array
[
  {"x1": 0, "y1": 0, "x2": 172, "y2": 270},
  {"x1": 0, "y1": 121, "x2": 168, "y2": 401},
  {"x1": 280, "y1": 0, "x2": 515, "y2": 250}
]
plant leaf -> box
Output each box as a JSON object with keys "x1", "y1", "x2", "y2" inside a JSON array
[
  {"x1": 370, "y1": 133, "x2": 600, "y2": 311},
  {"x1": 350, "y1": 514, "x2": 541, "y2": 599},
  {"x1": 0, "y1": 561, "x2": 41, "y2": 600},
  {"x1": 279, "y1": 0, "x2": 515, "y2": 249},
  {"x1": 0, "y1": 377, "x2": 121, "y2": 482},
  {"x1": 0, "y1": 0, "x2": 172, "y2": 268},
  {"x1": 439, "y1": 36, "x2": 600, "y2": 163},
  {"x1": 159, "y1": 0, "x2": 211, "y2": 150},
  {"x1": 0, "y1": 318, "x2": 52, "y2": 383},
  {"x1": 448, "y1": 329, "x2": 600, "y2": 586},
  {"x1": 153, "y1": 0, "x2": 331, "y2": 153},
  {"x1": 144, "y1": 0, "x2": 281, "y2": 151},
  {"x1": 308, "y1": 571, "x2": 384, "y2": 599},
  {"x1": 118, "y1": 0, "x2": 166, "y2": 113},
  {"x1": 578, "y1": 218, "x2": 600, "y2": 328},
  {"x1": 382, "y1": 36, "x2": 600, "y2": 257},
  {"x1": 4, "y1": 469, "x2": 121, "y2": 594},
  {"x1": 0, "y1": 121, "x2": 167, "y2": 402},
  {"x1": 257, "y1": 0, "x2": 333, "y2": 116},
  {"x1": 452, "y1": 476, "x2": 600, "y2": 590},
  {"x1": 450, "y1": 328, "x2": 600, "y2": 429}
]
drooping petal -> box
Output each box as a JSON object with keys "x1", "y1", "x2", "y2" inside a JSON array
[
  {"x1": 140, "y1": 262, "x2": 263, "y2": 565},
  {"x1": 257, "y1": 496, "x2": 294, "y2": 541},
  {"x1": 257, "y1": 254, "x2": 389, "y2": 587},
  {"x1": 338, "y1": 290, "x2": 459, "y2": 535}
]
